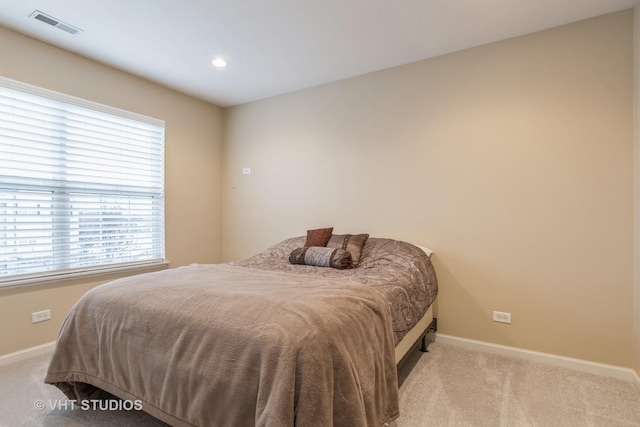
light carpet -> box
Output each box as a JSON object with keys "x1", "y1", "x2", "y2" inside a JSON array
[{"x1": 1, "y1": 341, "x2": 639, "y2": 426}]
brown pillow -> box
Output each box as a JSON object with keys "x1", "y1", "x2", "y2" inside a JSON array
[
  {"x1": 289, "y1": 247, "x2": 353, "y2": 270},
  {"x1": 327, "y1": 234, "x2": 369, "y2": 267},
  {"x1": 304, "y1": 227, "x2": 333, "y2": 247}
]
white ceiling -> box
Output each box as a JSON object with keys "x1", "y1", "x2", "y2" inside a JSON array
[{"x1": 0, "y1": 0, "x2": 636, "y2": 107}]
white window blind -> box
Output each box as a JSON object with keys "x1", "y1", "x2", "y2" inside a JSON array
[{"x1": 0, "y1": 77, "x2": 165, "y2": 285}]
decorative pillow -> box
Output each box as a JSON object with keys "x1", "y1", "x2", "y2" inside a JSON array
[
  {"x1": 327, "y1": 234, "x2": 369, "y2": 267},
  {"x1": 289, "y1": 247, "x2": 353, "y2": 270},
  {"x1": 304, "y1": 227, "x2": 333, "y2": 247}
]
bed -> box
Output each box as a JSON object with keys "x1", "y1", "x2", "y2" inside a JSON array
[{"x1": 45, "y1": 235, "x2": 438, "y2": 427}]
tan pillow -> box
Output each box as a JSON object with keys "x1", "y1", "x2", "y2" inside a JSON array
[
  {"x1": 327, "y1": 234, "x2": 369, "y2": 267},
  {"x1": 289, "y1": 247, "x2": 353, "y2": 270},
  {"x1": 304, "y1": 227, "x2": 333, "y2": 247}
]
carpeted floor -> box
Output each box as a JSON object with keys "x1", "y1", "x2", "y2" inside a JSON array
[
  {"x1": 2, "y1": 341, "x2": 639, "y2": 426},
  {"x1": 394, "y1": 343, "x2": 640, "y2": 426}
]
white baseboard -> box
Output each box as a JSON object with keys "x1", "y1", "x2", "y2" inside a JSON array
[
  {"x1": 633, "y1": 369, "x2": 640, "y2": 394},
  {"x1": 0, "y1": 341, "x2": 55, "y2": 367},
  {"x1": 435, "y1": 333, "x2": 636, "y2": 383}
]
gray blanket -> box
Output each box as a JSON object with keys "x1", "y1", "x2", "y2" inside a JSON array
[{"x1": 45, "y1": 264, "x2": 400, "y2": 426}]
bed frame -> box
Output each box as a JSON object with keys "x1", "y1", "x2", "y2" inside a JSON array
[{"x1": 395, "y1": 305, "x2": 437, "y2": 367}]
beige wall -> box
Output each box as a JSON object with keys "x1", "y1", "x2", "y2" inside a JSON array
[
  {"x1": 0, "y1": 26, "x2": 224, "y2": 356},
  {"x1": 634, "y1": 2, "x2": 640, "y2": 377},
  {"x1": 224, "y1": 11, "x2": 634, "y2": 366}
]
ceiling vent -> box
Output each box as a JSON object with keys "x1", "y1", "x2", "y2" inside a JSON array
[{"x1": 29, "y1": 10, "x2": 82, "y2": 35}]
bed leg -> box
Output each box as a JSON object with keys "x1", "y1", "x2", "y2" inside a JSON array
[
  {"x1": 420, "y1": 318, "x2": 438, "y2": 353},
  {"x1": 420, "y1": 334, "x2": 428, "y2": 352}
]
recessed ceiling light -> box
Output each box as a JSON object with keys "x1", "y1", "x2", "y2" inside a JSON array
[{"x1": 212, "y1": 58, "x2": 228, "y2": 68}]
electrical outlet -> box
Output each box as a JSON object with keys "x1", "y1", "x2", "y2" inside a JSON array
[
  {"x1": 493, "y1": 311, "x2": 511, "y2": 324},
  {"x1": 32, "y1": 309, "x2": 51, "y2": 323},
  {"x1": 242, "y1": 167, "x2": 251, "y2": 175}
]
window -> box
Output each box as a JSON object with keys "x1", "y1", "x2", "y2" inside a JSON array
[{"x1": 0, "y1": 77, "x2": 165, "y2": 286}]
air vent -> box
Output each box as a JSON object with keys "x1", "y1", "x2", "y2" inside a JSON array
[{"x1": 29, "y1": 10, "x2": 82, "y2": 35}]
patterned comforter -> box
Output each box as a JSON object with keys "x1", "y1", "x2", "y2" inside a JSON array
[{"x1": 231, "y1": 236, "x2": 438, "y2": 345}]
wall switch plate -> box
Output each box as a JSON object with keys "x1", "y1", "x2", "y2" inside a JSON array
[
  {"x1": 493, "y1": 311, "x2": 511, "y2": 324},
  {"x1": 242, "y1": 167, "x2": 251, "y2": 175},
  {"x1": 32, "y1": 309, "x2": 51, "y2": 323}
]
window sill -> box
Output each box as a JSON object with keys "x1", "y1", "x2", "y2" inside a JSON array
[{"x1": 0, "y1": 261, "x2": 170, "y2": 290}]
